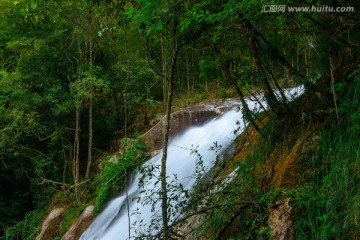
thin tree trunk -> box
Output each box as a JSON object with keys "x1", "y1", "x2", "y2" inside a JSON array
[
  {"x1": 123, "y1": 23, "x2": 131, "y2": 240},
  {"x1": 248, "y1": 36, "x2": 284, "y2": 116},
  {"x1": 161, "y1": 36, "x2": 168, "y2": 112},
  {"x1": 74, "y1": 40, "x2": 82, "y2": 199},
  {"x1": 161, "y1": 50, "x2": 176, "y2": 240},
  {"x1": 74, "y1": 101, "x2": 81, "y2": 200},
  {"x1": 329, "y1": 55, "x2": 340, "y2": 125},
  {"x1": 304, "y1": 50, "x2": 308, "y2": 76},
  {"x1": 243, "y1": 85, "x2": 270, "y2": 116},
  {"x1": 186, "y1": 46, "x2": 190, "y2": 95},
  {"x1": 217, "y1": 57, "x2": 262, "y2": 133},
  {"x1": 59, "y1": 133, "x2": 67, "y2": 192},
  {"x1": 161, "y1": 19, "x2": 180, "y2": 239},
  {"x1": 113, "y1": 93, "x2": 121, "y2": 126},
  {"x1": 85, "y1": 30, "x2": 93, "y2": 178},
  {"x1": 215, "y1": 205, "x2": 249, "y2": 240},
  {"x1": 283, "y1": 49, "x2": 287, "y2": 79},
  {"x1": 264, "y1": 60, "x2": 288, "y2": 106},
  {"x1": 233, "y1": 80, "x2": 261, "y2": 134},
  {"x1": 86, "y1": 95, "x2": 92, "y2": 178},
  {"x1": 296, "y1": 43, "x2": 299, "y2": 70},
  {"x1": 242, "y1": 17, "x2": 305, "y2": 79}
]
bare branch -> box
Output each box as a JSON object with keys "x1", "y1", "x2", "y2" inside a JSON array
[
  {"x1": 39, "y1": 177, "x2": 90, "y2": 189},
  {"x1": 146, "y1": 38, "x2": 169, "y2": 81}
]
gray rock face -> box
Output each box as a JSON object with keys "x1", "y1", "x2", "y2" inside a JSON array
[
  {"x1": 140, "y1": 99, "x2": 240, "y2": 152},
  {"x1": 36, "y1": 207, "x2": 65, "y2": 240}
]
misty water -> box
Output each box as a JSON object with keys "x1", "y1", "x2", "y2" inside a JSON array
[{"x1": 80, "y1": 87, "x2": 304, "y2": 240}]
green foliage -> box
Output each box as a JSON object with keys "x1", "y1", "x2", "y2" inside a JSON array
[
  {"x1": 59, "y1": 203, "x2": 86, "y2": 236},
  {"x1": 293, "y1": 73, "x2": 360, "y2": 239},
  {"x1": 199, "y1": 57, "x2": 222, "y2": 83},
  {"x1": 94, "y1": 140, "x2": 147, "y2": 213},
  {"x1": 70, "y1": 68, "x2": 110, "y2": 101},
  {"x1": 188, "y1": 71, "x2": 359, "y2": 239},
  {"x1": 187, "y1": 135, "x2": 276, "y2": 239},
  {"x1": 4, "y1": 201, "x2": 48, "y2": 240},
  {"x1": 130, "y1": 145, "x2": 207, "y2": 238}
]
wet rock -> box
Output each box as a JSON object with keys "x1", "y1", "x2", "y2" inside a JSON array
[
  {"x1": 268, "y1": 198, "x2": 295, "y2": 240},
  {"x1": 62, "y1": 205, "x2": 94, "y2": 240},
  {"x1": 36, "y1": 207, "x2": 65, "y2": 240},
  {"x1": 140, "y1": 99, "x2": 240, "y2": 152}
]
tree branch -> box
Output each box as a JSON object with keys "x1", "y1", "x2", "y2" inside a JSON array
[
  {"x1": 146, "y1": 38, "x2": 169, "y2": 81},
  {"x1": 141, "y1": 201, "x2": 255, "y2": 239}
]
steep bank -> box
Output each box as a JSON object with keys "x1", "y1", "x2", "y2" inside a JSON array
[{"x1": 181, "y1": 80, "x2": 359, "y2": 239}]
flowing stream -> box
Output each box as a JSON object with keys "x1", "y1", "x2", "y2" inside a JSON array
[{"x1": 80, "y1": 87, "x2": 304, "y2": 240}]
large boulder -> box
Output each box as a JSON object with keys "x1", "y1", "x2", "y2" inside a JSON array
[
  {"x1": 36, "y1": 207, "x2": 65, "y2": 240},
  {"x1": 140, "y1": 99, "x2": 240, "y2": 152},
  {"x1": 62, "y1": 205, "x2": 94, "y2": 240}
]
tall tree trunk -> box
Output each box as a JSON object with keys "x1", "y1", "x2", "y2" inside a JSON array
[
  {"x1": 85, "y1": 44, "x2": 93, "y2": 178},
  {"x1": 123, "y1": 23, "x2": 131, "y2": 240},
  {"x1": 86, "y1": 12, "x2": 93, "y2": 178},
  {"x1": 74, "y1": 39, "x2": 82, "y2": 199},
  {"x1": 160, "y1": 21, "x2": 179, "y2": 240},
  {"x1": 86, "y1": 95, "x2": 92, "y2": 178},
  {"x1": 161, "y1": 36, "x2": 168, "y2": 112},
  {"x1": 74, "y1": 101, "x2": 81, "y2": 200}
]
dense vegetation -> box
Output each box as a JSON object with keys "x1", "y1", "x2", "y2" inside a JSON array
[
  {"x1": 0, "y1": 0, "x2": 358, "y2": 239},
  {"x1": 185, "y1": 77, "x2": 359, "y2": 239}
]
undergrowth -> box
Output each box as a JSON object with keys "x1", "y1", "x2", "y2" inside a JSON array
[
  {"x1": 188, "y1": 72, "x2": 359, "y2": 239},
  {"x1": 4, "y1": 205, "x2": 46, "y2": 240},
  {"x1": 189, "y1": 129, "x2": 279, "y2": 240},
  {"x1": 3, "y1": 139, "x2": 147, "y2": 240},
  {"x1": 293, "y1": 74, "x2": 360, "y2": 239},
  {"x1": 93, "y1": 139, "x2": 147, "y2": 213},
  {"x1": 3, "y1": 184, "x2": 58, "y2": 240}
]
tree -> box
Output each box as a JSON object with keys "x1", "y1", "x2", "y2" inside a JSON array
[{"x1": 126, "y1": 0, "x2": 210, "y2": 237}]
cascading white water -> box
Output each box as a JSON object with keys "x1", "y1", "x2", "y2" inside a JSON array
[{"x1": 80, "y1": 86, "x2": 304, "y2": 240}]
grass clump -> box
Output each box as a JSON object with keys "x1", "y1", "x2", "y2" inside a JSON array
[{"x1": 293, "y1": 76, "x2": 360, "y2": 239}]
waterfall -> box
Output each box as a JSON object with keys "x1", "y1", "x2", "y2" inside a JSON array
[{"x1": 80, "y1": 86, "x2": 304, "y2": 240}]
